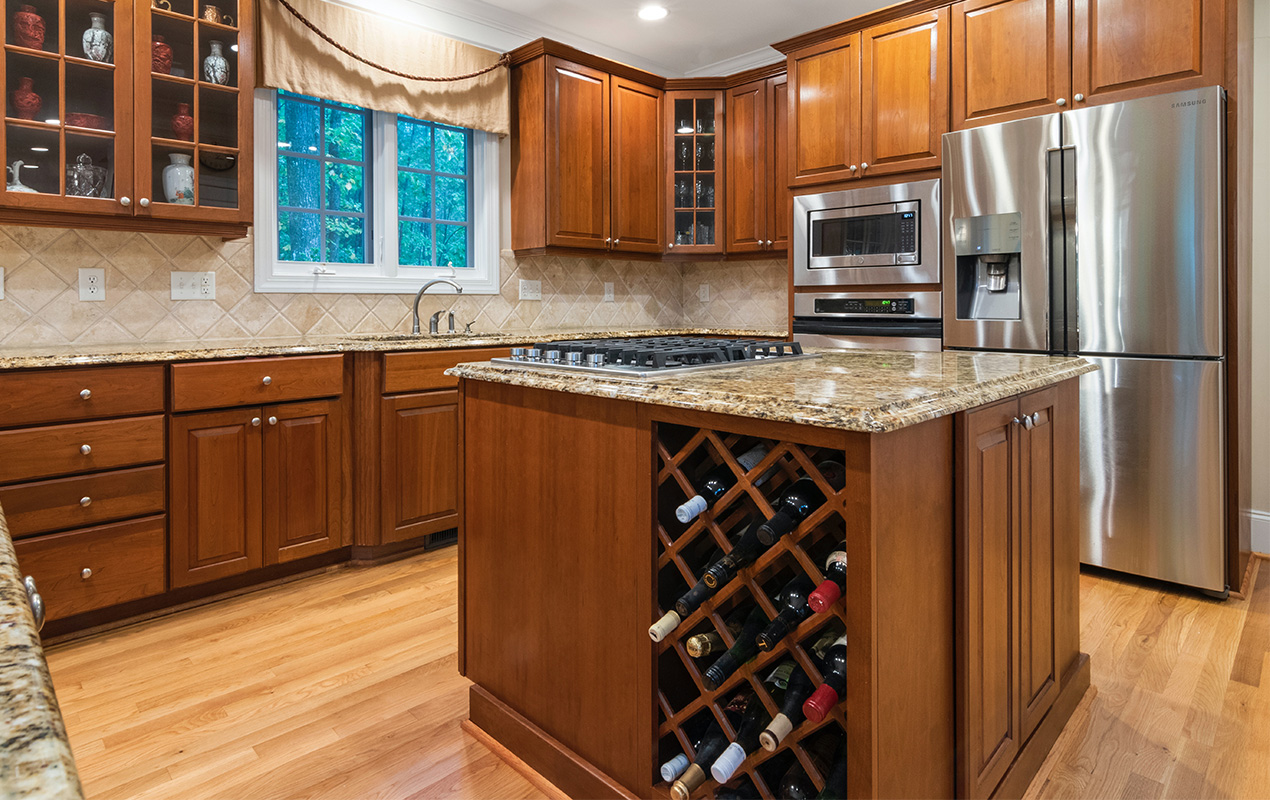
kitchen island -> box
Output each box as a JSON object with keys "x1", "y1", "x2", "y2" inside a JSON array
[{"x1": 451, "y1": 348, "x2": 1097, "y2": 800}]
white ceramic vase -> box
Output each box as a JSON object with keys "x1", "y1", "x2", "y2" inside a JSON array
[
  {"x1": 203, "y1": 40, "x2": 229, "y2": 85},
  {"x1": 82, "y1": 13, "x2": 113, "y2": 63},
  {"x1": 162, "y1": 153, "x2": 195, "y2": 205}
]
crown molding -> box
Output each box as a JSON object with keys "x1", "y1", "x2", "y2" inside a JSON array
[{"x1": 683, "y1": 47, "x2": 784, "y2": 79}]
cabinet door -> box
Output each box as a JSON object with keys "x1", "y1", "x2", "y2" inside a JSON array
[
  {"x1": 262, "y1": 399, "x2": 343, "y2": 564},
  {"x1": 170, "y1": 408, "x2": 263, "y2": 588},
  {"x1": 957, "y1": 399, "x2": 1020, "y2": 799},
  {"x1": 725, "y1": 79, "x2": 768, "y2": 254},
  {"x1": 767, "y1": 74, "x2": 790, "y2": 252},
  {"x1": 610, "y1": 77, "x2": 662, "y2": 254},
  {"x1": 1071, "y1": 0, "x2": 1224, "y2": 106},
  {"x1": 789, "y1": 34, "x2": 860, "y2": 187},
  {"x1": 381, "y1": 391, "x2": 459, "y2": 544},
  {"x1": 545, "y1": 57, "x2": 609, "y2": 250},
  {"x1": 952, "y1": 0, "x2": 1071, "y2": 128},
  {"x1": 860, "y1": 9, "x2": 950, "y2": 177}
]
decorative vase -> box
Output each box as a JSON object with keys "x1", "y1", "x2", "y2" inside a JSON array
[
  {"x1": 10, "y1": 77, "x2": 40, "y2": 120},
  {"x1": 12, "y1": 5, "x2": 45, "y2": 50},
  {"x1": 202, "y1": 39, "x2": 229, "y2": 85},
  {"x1": 171, "y1": 102, "x2": 193, "y2": 141},
  {"x1": 152, "y1": 35, "x2": 173, "y2": 75},
  {"x1": 162, "y1": 153, "x2": 195, "y2": 205},
  {"x1": 82, "y1": 12, "x2": 113, "y2": 63},
  {"x1": 66, "y1": 153, "x2": 108, "y2": 198},
  {"x1": 7, "y1": 161, "x2": 38, "y2": 193}
]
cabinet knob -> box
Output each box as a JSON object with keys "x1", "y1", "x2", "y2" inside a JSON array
[
  {"x1": 79, "y1": 388, "x2": 91, "y2": 400},
  {"x1": 80, "y1": 496, "x2": 91, "y2": 507},
  {"x1": 1056, "y1": 98, "x2": 1067, "y2": 107},
  {"x1": 1012, "y1": 417, "x2": 1022, "y2": 426},
  {"x1": 1074, "y1": 93, "x2": 1085, "y2": 102},
  {"x1": 1023, "y1": 415, "x2": 1035, "y2": 430},
  {"x1": 139, "y1": 198, "x2": 151, "y2": 208},
  {"x1": 262, "y1": 376, "x2": 272, "y2": 385},
  {"x1": 1032, "y1": 412, "x2": 1041, "y2": 425},
  {"x1": 848, "y1": 165, "x2": 857, "y2": 172},
  {"x1": 268, "y1": 416, "x2": 278, "y2": 426},
  {"x1": 120, "y1": 196, "x2": 132, "y2": 207},
  {"x1": 81, "y1": 568, "x2": 92, "y2": 580},
  {"x1": 860, "y1": 162, "x2": 869, "y2": 171},
  {"x1": 605, "y1": 237, "x2": 611, "y2": 243},
  {"x1": 251, "y1": 417, "x2": 262, "y2": 427},
  {"x1": 668, "y1": 242, "x2": 674, "y2": 248},
  {"x1": 614, "y1": 238, "x2": 620, "y2": 245},
  {"x1": 80, "y1": 444, "x2": 92, "y2": 455},
  {"x1": 765, "y1": 240, "x2": 773, "y2": 247}
]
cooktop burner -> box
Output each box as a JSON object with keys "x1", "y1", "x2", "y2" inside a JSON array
[{"x1": 489, "y1": 336, "x2": 818, "y2": 378}]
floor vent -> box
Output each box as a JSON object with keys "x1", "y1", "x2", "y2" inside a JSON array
[{"x1": 425, "y1": 528, "x2": 458, "y2": 551}]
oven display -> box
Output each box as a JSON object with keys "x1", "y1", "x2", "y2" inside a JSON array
[
  {"x1": 811, "y1": 211, "x2": 918, "y2": 258},
  {"x1": 813, "y1": 298, "x2": 916, "y2": 315}
]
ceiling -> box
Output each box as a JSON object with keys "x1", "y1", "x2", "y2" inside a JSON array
[{"x1": 338, "y1": 0, "x2": 896, "y2": 77}]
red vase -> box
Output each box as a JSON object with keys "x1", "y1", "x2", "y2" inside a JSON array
[
  {"x1": 151, "y1": 34, "x2": 173, "y2": 75},
  {"x1": 12, "y1": 5, "x2": 45, "y2": 50},
  {"x1": 171, "y1": 102, "x2": 193, "y2": 141},
  {"x1": 10, "y1": 77, "x2": 41, "y2": 121}
]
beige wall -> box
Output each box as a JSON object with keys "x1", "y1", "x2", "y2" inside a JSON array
[{"x1": 1252, "y1": 0, "x2": 1270, "y2": 523}]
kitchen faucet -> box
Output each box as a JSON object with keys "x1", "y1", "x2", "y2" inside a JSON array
[{"x1": 411, "y1": 278, "x2": 463, "y2": 334}]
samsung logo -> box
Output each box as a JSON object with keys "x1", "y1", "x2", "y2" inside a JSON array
[{"x1": 1172, "y1": 99, "x2": 1207, "y2": 108}]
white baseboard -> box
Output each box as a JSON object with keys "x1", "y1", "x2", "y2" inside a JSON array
[{"x1": 1249, "y1": 509, "x2": 1270, "y2": 556}]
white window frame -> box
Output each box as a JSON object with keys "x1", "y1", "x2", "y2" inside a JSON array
[{"x1": 253, "y1": 89, "x2": 500, "y2": 294}]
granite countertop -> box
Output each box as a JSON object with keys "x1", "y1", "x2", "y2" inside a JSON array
[
  {"x1": 0, "y1": 505, "x2": 84, "y2": 800},
  {"x1": 448, "y1": 349, "x2": 1097, "y2": 433},
  {"x1": 0, "y1": 327, "x2": 788, "y2": 370}
]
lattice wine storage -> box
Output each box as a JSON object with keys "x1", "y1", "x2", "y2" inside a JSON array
[{"x1": 653, "y1": 422, "x2": 855, "y2": 799}]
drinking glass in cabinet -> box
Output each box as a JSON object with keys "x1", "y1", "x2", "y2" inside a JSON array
[
  {"x1": 66, "y1": 153, "x2": 108, "y2": 198},
  {"x1": 696, "y1": 175, "x2": 714, "y2": 209},
  {"x1": 696, "y1": 138, "x2": 715, "y2": 171},
  {"x1": 695, "y1": 99, "x2": 714, "y2": 134},
  {"x1": 675, "y1": 175, "x2": 691, "y2": 209},
  {"x1": 697, "y1": 214, "x2": 714, "y2": 245},
  {"x1": 675, "y1": 99, "x2": 693, "y2": 134},
  {"x1": 675, "y1": 137, "x2": 691, "y2": 171}
]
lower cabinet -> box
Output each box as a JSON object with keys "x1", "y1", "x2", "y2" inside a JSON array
[
  {"x1": 170, "y1": 399, "x2": 343, "y2": 588},
  {"x1": 380, "y1": 391, "x2": 459, "y2": 544}
]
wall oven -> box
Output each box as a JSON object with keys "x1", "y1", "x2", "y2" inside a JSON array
[
  {"x1": 793, "y1": 178, "x2": 941, "y2": 286},
  {"x1": 792, "y1": 290, "x2": 943, "y2": 352}
]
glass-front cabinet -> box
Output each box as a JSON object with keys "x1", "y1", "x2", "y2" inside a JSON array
[
  {"x1": 664, "y1": 90, "x2": 723, "y2": 256},
  {"x1": 0, "y1": 0, "x2": 252, "y2": 233}
]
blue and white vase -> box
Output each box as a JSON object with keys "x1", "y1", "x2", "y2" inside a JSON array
[
  {"x1": 203, "y1": 40, "x2": 229, "y2": 85},
  {"x1": 82, "y1": 13, "x2": 113, "y2": 63},
  {"x1": 162, "y1": 154, "x2": 195, "y2": 205}
]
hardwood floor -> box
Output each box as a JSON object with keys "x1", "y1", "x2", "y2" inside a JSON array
[{"x1": 45, "y1": 549, "x2": 1269, "y2": 800}]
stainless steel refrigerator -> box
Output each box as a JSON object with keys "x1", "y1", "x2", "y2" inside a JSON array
[{"x1": 941, "y1": 86, "x2": 1227, "y2": 594}]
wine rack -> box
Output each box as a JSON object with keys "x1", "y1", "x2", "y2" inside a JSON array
[{"x1": 653, "y1": 423, "x2": 854, "y2": 799}]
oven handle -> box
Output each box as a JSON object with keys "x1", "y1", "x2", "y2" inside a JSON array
[{"x1": 793, "y1": 317, "x2": 943, "y2": 338}]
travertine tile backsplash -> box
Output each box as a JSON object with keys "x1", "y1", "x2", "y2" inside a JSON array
[{"x1": 0, "y1": 226, "x2": 787, "y2": 347}]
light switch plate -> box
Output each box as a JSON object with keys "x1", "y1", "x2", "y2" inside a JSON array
[
  {"x1": 603, "y1": 282, "x2": 614, "y2": 302},
  {"x1": 172, "y1": 271, "x2": 216, "y2": 300},
  {"x1": 79, "y1": 268, "x2": 105, "y2": 302},
  {"x1": 518, "y1": 279, "x2": 542, "y2": 301},
  {"x1": 698, "y1": 283, "x2": 710, "y2": 303}
]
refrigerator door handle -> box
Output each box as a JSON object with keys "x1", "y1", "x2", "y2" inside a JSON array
[{"x1": 1046, "y1": 145, "x2": 1079, "y2": 354}]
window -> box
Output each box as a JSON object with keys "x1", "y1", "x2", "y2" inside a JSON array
[{"x1": 254, "y1": 90, "x2": 498, "y2": 294}]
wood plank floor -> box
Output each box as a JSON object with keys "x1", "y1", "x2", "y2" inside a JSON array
[{"x1": 44, "y1": 549, "x2": 1269, "y2": 800}]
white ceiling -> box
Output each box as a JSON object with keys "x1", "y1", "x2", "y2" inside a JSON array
[{"x1": 334, "y1": 0, "x2": 896, "y2": 77}]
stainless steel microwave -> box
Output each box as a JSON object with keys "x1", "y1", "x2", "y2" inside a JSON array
[{"x1": 793, "y1": 178, "x2": 941, "y2": 286}]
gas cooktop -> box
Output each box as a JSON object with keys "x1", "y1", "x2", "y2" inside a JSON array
[{"x1": 490, "y1": 336, "x2": 818, "y2": 379}]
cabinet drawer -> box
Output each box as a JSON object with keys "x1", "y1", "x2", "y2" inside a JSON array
[
  {"x1": 383, "y1": 348, "x2": 512, "y2": 394},
  {"x1": 0, "y1": 465, "x2": 166, "y2": 539},
  {"x1": 0, "y1": 365, "x2": 164, "y2": 428},
  {"x1": 0, "y1": 416, "x2": 164, "y2": 483},
  {"x1": 171, "y1": 354, "x2": 345, "y2": 412},
  {"x1": 14, "y1": 516, "x2": 167, "y2": 621}
]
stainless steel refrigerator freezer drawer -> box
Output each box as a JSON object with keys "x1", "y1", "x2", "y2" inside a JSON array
[{"x1": 1079, "y1": 356, "x2": 1226, "y2": 592}]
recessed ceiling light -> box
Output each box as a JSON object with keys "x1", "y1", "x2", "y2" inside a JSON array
[{"x1": 638, "y1": 5, "x2": 668, "y2": 21}]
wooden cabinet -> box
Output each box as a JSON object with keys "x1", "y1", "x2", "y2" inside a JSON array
[
  {"x1": 512, "y1": 54, "x2": 662, "y2": 254},
  {"x1": 953, "y1": 0, "x2": 1223, "y2": 128},
  {"x1": 263, "y1": 399, "x2": 343, "y2": 564},
  {"x1": 666, "y1": 90, "x2": 723, "y2": 254},
  {"x1": 788, "y1": 9, "x2": 948, "y2": 186},
  {"x1": 957, "y1": 382, "x2": 1079, "y2": 798},
  {"x1": 725, "y1": 74, "x2": 789, "y2": 254},
  {"x1": 0, "y1": 0, "x2": 253, "y2": 235},
  {"x1": 380, "y1": 391, "x2": 459, "y2": 544}
]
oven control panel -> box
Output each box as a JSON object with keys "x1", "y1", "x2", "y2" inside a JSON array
[{"x1": 814, "y1": 297, "x2": 916, "y2": 315}]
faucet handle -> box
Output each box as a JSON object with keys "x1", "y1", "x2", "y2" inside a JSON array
[
  {"x1": 448, "y1": 311, "x2": 456, "y2": 334},
  {"x1": 428, "y1": 309, "x2": 444, "y2": 334},
  {"x1": 464, "y1": 321, "x2": 475, "y2": 333}
]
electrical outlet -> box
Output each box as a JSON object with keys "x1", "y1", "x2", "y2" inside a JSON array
[
  {"x1": 79, "y1": 268, "x2": 105, "y2": 302},
  {"x1": 171, "y1": 271, "x2": 217, "y2": 300},
  {"x1": 698, "y1": 283, "x2": 710, "y2": 303},
  {"x1": 603, "y1": 282, "x2": 614, "y2": 302},
  {"x1": 518, "y1": 279, "x2": 542, "y2": 301},
  {"x1": 0, "y1": 267, "x2": 5, "y2": 300}
]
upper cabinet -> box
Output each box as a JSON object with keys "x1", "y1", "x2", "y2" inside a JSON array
[
  {"x1": 666, "y1": 90, "x2": 722, "y2": 255},
  {"x1": 725, "y1": 74, "x2": 788, "y2": 254},
  {"x1": 788, "y1": 8, "x2": 949, "y2": 187},
  {"x1": 0, "y1": 0, "x2": 253, "y2": 236},
  {"x1": 511, "y1": 53, "x2": 663, "y2": 255},
  {"x1": 953, "y1": 0, "x2": 1224, "y2": 128}
]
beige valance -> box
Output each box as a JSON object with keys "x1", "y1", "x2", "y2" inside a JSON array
[{"x1": 257, "y1": 0, "x2": 510, "y2": 135}]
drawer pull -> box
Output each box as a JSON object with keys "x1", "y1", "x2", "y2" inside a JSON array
[
  {"x1": 80, "y1": 389, "x2": 92, "y2": 400},
  {"x1": 80, "y1": 496, "x2": 92, "y2": 507},
  {"x1": 268, "y1": 416, "x2": 278, "y2": 426},
  {"x1": 262, "y1": 376, "x2": 273, "y2": 386},
  {"x1": 81, "y1": 568, "x2": 93, "y2": 580},
  {"x1": 252, "y1": 417, "x2": 262, "y2": 427},
  {"x1": 23, "y1": 576, "x2": 44, "y2": 632},
  {"x1": 80, "y1": 444, "x2": 92, "y2": 455}
]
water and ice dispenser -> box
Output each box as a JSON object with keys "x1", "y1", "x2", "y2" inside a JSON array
[{"x1": 953, "y1": 212, "x2": 1023, "y2": 320}]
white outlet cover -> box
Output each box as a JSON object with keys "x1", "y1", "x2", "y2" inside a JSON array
[
  {"x1": 0, "y1": 267, "x2": 5, "y2": 300},
  {"x1": 79, "y1": 267, "x2": 105, "y2": 302},
  {"x1": 172, "y1": 271, "x2": 217, "y2": 300},
  {"x1": 518, "y1": 279, "x2": 542, "y2": 301},
  {"x1": 698, "y1": 283, "x2": 710, "y2": 303},
  {"x1": 603, "y1": 282, "x2": 614, "y2": 302}
]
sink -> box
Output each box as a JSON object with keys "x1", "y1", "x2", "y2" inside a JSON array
[{"x1": 340, "y1": 332, "x2": 484, "y2": 342}]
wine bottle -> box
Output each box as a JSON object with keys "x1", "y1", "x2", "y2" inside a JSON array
[
  {"x1": 650, "y1": 609, "x2": 681, "y2": 643},
  {"x1": 676, "y1": 445, "x2": 770, "y2": 523},
  {"x1": 803, "y1": 634, "x2": 848, "y2": 723},
  {"x1": 674, "y1": 542, "x2": 730, "y2": 618},
  {"x1": 710, "y1": 692, "x2": 772, "y2": 782},
  {"x1": 686, "y1": 607, "x2": 747, "y2": 658},
  {"x1": 669, "y1": 718, "x2": 731, "y2": 800},
  {"x1": 808, "y1": 550, "x2": 848, "y2": 613},
  {"x1": 713, "y1": 776, "x2": 761, "y2": 800},
  {"x1": 755, "y1": 574, "x2": 816, "y2": 651},
  {"x1": 703, "y1": 519, "x2": 770, "y2": 589},
  {"x1": 702, "y1": 606, "x2": 768, "y2": 690},
  {"x1": 777, "y1": 761, "x2": 819, "y2": 800},
  {"x1": 756, "y1": 462, "x2": 848, "y2": 546},
  {"x1": 758, "y1": 665, "x2": 813, "y2": 751},
  {"x1": 816, "y1": 733, "x2": 850, "y2": 800}
]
